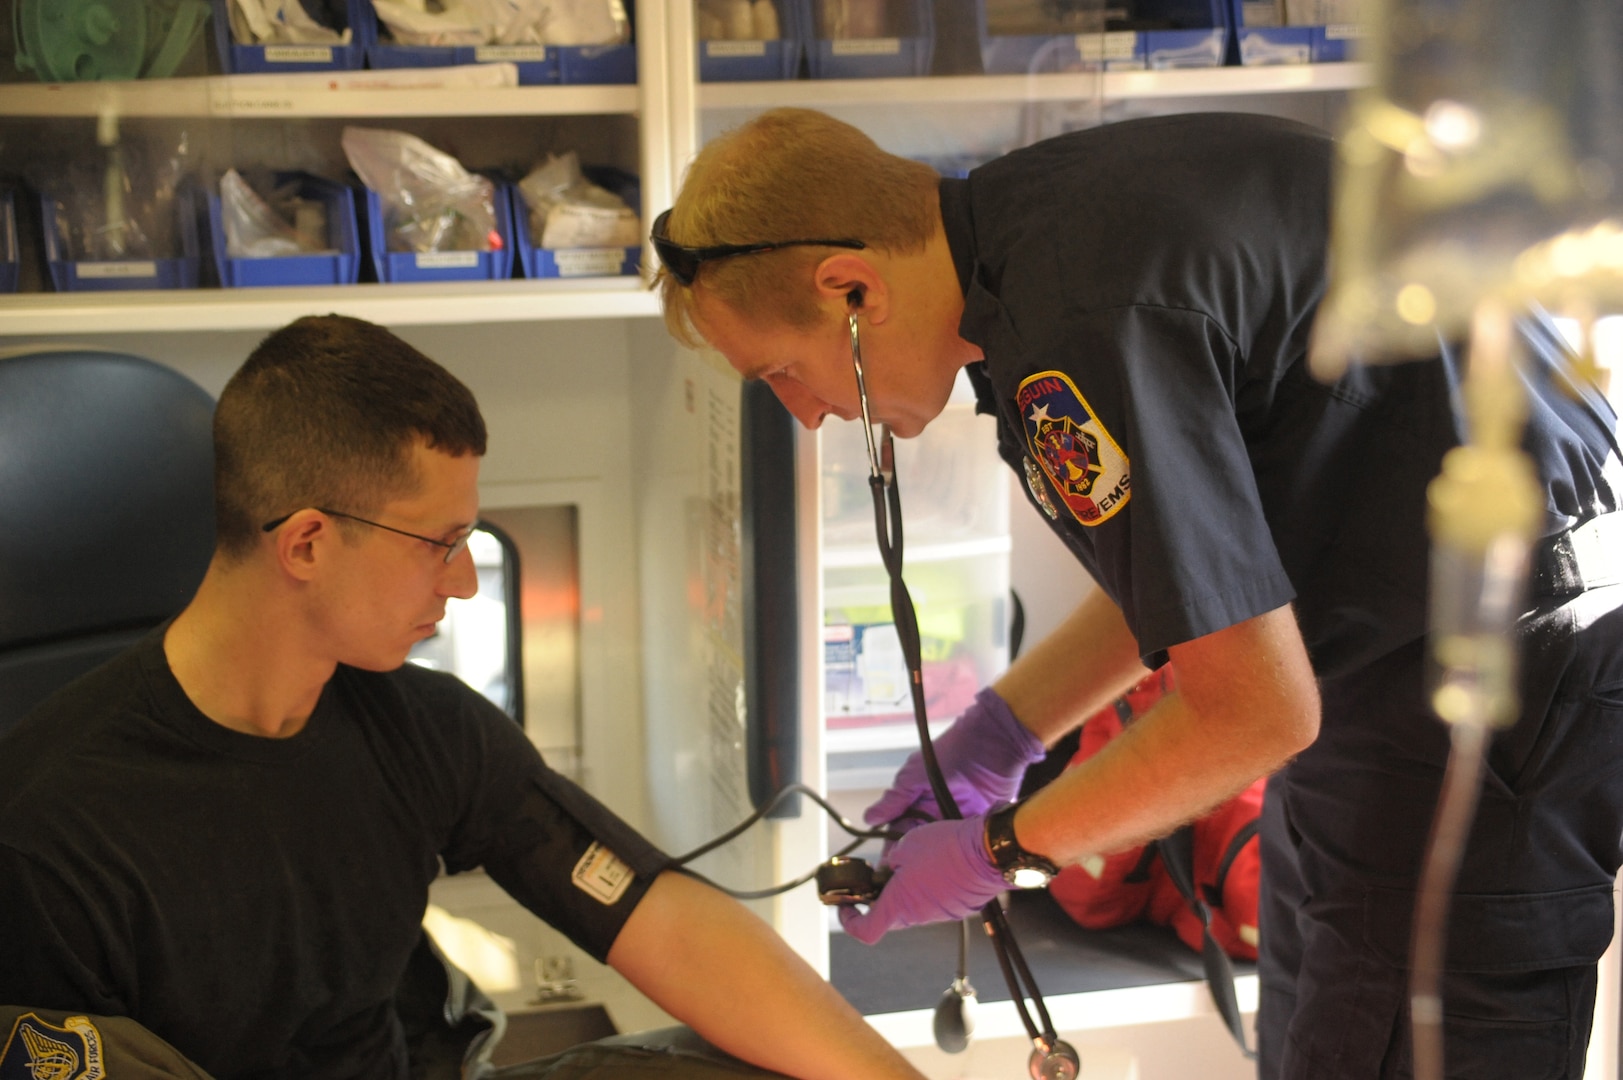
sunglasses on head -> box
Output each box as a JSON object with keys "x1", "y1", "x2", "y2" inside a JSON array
[{"x1": 650, "y1": 208, "x2": 866, "y2": 287}]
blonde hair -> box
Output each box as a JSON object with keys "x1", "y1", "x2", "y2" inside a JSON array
[{"x1": 656, "y1": 108, "x2": 940, "y2": 347}]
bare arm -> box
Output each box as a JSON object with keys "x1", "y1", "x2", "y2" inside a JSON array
[
  {"x1": 607, "y1": 870, "x2": 926, "y2": 1080},
  {"x1": 994, "y1": 586, "x2": 1152, "y2": 743},
  {"x1": 1015, "y1": 602, "x2": 1320, "y2": 863}
]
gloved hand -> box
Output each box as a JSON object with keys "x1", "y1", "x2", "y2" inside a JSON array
[
  {"x1": 839, "y1": 815, "x2": 1007, "y2": 945},
  {"x1": 864, "y1": 686, "x2": 1046, "y2": 831}
]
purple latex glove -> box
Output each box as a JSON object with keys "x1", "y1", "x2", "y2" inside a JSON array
[
  {"x1": 839, "y1": 814, "x2": 1007, "y2": 945},
  {"x1": 863, "y1": 686, "x2": 1046, "y2": 831}
]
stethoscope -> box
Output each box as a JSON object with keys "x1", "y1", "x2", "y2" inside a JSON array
[{"x1": 847, "y1": 313, "x2": 1081, "y2": 1080}]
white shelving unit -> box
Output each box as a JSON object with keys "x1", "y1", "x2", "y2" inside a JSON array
[
  {"x1": 0, "y1": 79, "x2": 641, "y2": 119},
  {"x1": 0, "y1": 23, "x2": 1366, "y2": 339},
  {"x1": 0, "y1": 277, "x2": 659, "y2": 333},
  {"x1": 700, "y1": 61, "x2": 1366, "y2": 109}
]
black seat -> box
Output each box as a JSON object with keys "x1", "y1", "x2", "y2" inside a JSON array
[{"x1": 0, "y1": 349, "x2": 215, "y2": 737}]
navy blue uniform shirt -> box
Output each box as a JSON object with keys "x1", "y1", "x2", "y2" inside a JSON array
[{"x1": 945, "y1": 112, "x2": 1620, "y2": 675}]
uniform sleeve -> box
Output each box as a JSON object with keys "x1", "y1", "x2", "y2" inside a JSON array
[
  {"x1": 430, "y1": 686, "x2": 672, "y2": 964},
  {"x1": 1025, "y1": 305, "x2": 1298, "y2": 660},
  {"x1": 0, "y1": 843, "x2": 125, "y2": 1015}
]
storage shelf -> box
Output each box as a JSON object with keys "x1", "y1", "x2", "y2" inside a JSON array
[
  {"x1": 822, "y1": 535, "x2": 1012, "y2": 569},
  {"x1": 0, "y1": 62, "x2": 1363, "y2": 119},
  {"x1": 700, "y1": 62, "x2": 1368, "y2": 110},
  {"x1": 0, "y1": 77, "x2": 641, "y2": 119},
  {"x1": 0, "y1": 278, "x2": 659, "y2": 336},
  {"x1": 826, "y1": 718, "x2": 952, "y2": 756}
]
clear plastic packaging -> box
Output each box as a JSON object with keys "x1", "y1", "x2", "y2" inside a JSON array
[
  {"x1": 228, "y1": 0, "x2": 353, "y2": 44},
  {"x1": 341, "y1": 126, "x2": 500, "y2": 254},
  {"x1": 32, "y1": 118, "x2": 194, "y2": 263},
  {"x1": 370, "y1": 0, "x2": 627, "y2": 46},
  {"x1": 220, "y1": 169, "x2": 332, "y2": 258},
  {"x1": 518, "y1": 152, "x2": 640, "y2": 249},
  {"x1": 697, "y1": 0, "x2": 783, "y2": 40},
  {"x1": 818, "y1": 0, "x2": 891, "y2": 37}
]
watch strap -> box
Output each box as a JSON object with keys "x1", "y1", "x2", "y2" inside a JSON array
[{"x1": 984, "y1": 802, "x2": 1059, "y2": 887}]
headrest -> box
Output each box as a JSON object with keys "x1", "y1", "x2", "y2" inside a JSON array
[{"x1": 0, "y1": 350, "x2": 215, "y2": 650}]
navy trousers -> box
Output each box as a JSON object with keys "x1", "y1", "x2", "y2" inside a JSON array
[{"x1": 1256, "y1": 583, "x2": 1623, "y2": 1080}]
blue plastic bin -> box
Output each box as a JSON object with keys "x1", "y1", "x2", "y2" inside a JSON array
[
  {"x1": 211, "y1": 0, "x2": 370, "y2": 73},
  {"x1": 209, "y1": 173, "x2": 361, "y2": 288},
  {"x1": 698, "y1": 0, "x2": 803, "y2": 81},
  {"x1": 0, "y1": 189, "x2": 17, "y2": 294},
  {"x1": 368, "y1": 0, "x2": 636, "y2": 84},
  {"x1": 979, "y1": 0, "x2": 1228, "y2": 73},
  {"x1": 364, "y1": 0, "x2": 560, "y2": 85},
  {"x1": 512, "y1": 168, "x2": 641, "y2": 279},
  {"x1": 367, "y1": 40, "x2": 560, "y2": 84},
  {"x1": 806, "y1": 0, "x2": 933, "y2": 78},
  {"x1": 42, "y1": 188, "x2": 202, "y2": 292},
  {"x1": 1229, "y1": 0, "x2": 1361, "y2": 63},
  {"x1": 981, "y1": 27, "x2": 1143, "y2": 72},
  {"x1": 559, "y1": 0, "x2": 638, "y2": 83},
  {"x1": 357, "y1": 181, "x2": 516, "y2": 284}
]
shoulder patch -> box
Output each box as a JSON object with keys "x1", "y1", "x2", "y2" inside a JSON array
[
  {"x1": 1, "y1": 1013, "x2": 106, "y2": 1080},
  {"x1": 571, "y1": 842, "x2": 633, "y2": 905},
  {"x1": 1017, "y1": 370, "x2": 1131, "y2": 526}
]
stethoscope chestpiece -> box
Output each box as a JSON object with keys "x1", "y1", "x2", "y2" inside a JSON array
[{"x1": 1029, "y1": 1039, "x2": 1081, "y2": 1080}]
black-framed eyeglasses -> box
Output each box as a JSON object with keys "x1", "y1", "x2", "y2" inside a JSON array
[
  {"x1": 650, "y1": 208, "x2": 866, "y2": 287},
  {"x1": 261, "y1": 507, "x2": 476, "y2": 565}
]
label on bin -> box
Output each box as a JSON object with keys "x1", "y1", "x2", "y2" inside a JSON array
[
  {"x1": 416, "y1": 252, "x2": 481, "y2": 270},
  {"x1": 77, "y1": 261, "x2": 158, "y2": 279},
  {"x1": 554, "y1": 248, "x2": 626, "y2": 277},
  {"x1": 1074, "y1": 32, "x2": 1137, "y2": 61},
  {"x1": 1324, "y1": 23, "x2": 1364, "y2": 38},
  {"x1": 831, "y1": 38, "x2": 901, "y2": 56},
  {"x1": 706, "y1": 40, "x2": 767, "y2": 57},
  {"x1": 264, "y1": 45, "x2": 335, "y2": 63},
  {"x1": 477, "y1": 44, "x2": 549, "y2": 61}
]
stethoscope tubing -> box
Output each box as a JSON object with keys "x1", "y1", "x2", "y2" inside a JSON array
[{"x1": 849, "y1": 315, "x2": 1063, "y2": 1053}]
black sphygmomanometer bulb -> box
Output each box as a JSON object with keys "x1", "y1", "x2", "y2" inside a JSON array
[
  {"x1": 933, "y1": 977, "x2": 978, "y2": 1054},
  {"x1": 815, "y1": 855, "x2": 891, "y2": 905},
  {"x1": 816, "y1": 809, "x2": 930, "y2": 905}
]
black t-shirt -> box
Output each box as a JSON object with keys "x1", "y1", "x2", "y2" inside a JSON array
[
  {"x1": 945, "y1": 112, "x2": 1621, "y2": 675},
  {"x1": 0, "y1": 629, "x2": 670, "y2": 1080}
]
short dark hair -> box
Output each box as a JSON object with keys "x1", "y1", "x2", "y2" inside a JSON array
[{"x1": 213, "y1": 314, "x2": 487, "y2": 559}]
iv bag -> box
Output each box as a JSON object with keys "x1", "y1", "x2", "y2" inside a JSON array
[{"x1": 1311, "y1": 0, "x2": 1623, "y2": 377}]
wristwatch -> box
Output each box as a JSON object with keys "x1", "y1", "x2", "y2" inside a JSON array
[{"x1": 984, "y1": 802, "x2": 1060, "y2": 889}]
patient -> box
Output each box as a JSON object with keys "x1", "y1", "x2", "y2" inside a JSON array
[{"x1": 0, "y1": 314, "x2": 924, "y2": 1080}]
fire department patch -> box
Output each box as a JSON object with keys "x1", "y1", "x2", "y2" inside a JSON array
[
  {"x1": 1017, "y1": 371, "x2": 1131, "y2": 526},
  {"x1": 0, "y1": 1013, "x2": 105, "y2": 1080}
]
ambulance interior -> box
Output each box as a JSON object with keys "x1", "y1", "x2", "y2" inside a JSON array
[{"x1": 2, "y1": 1, "x2": 1622, "y2": 1077}]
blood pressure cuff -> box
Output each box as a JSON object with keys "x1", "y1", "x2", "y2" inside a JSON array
[
  {"x1": 0, "y1": 1006, "x2": 217, "y2": 1079},
  {"x1": 1046, "y1": 668, "x2": 1264, "y2": 961},
  {"x1": 476, "y1": 770, "x2": 675, "y2": 965}
]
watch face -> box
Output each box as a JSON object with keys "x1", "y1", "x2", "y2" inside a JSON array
[{"x1": 1006, "y1": 865, "x2": 1053, "y2": 889}]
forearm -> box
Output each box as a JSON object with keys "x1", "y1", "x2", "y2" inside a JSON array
[
  {"x1": 993, "y1": 587, "x2": 1150, "y2": 744},
  {"x1": 608, "y1": 870, "x2": 925, "y2": 1080},
  {"x1": 1014, "y1": 604, "x2": 1320, "y2": 864}
]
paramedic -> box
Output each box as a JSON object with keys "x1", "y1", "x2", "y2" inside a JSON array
[
  {"x1": 650, "y1": 108, "x2": 1623, "y2": 1079},
  {"x1": 0, "y1": 314, "x2": 929, "y2": 1080}
]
